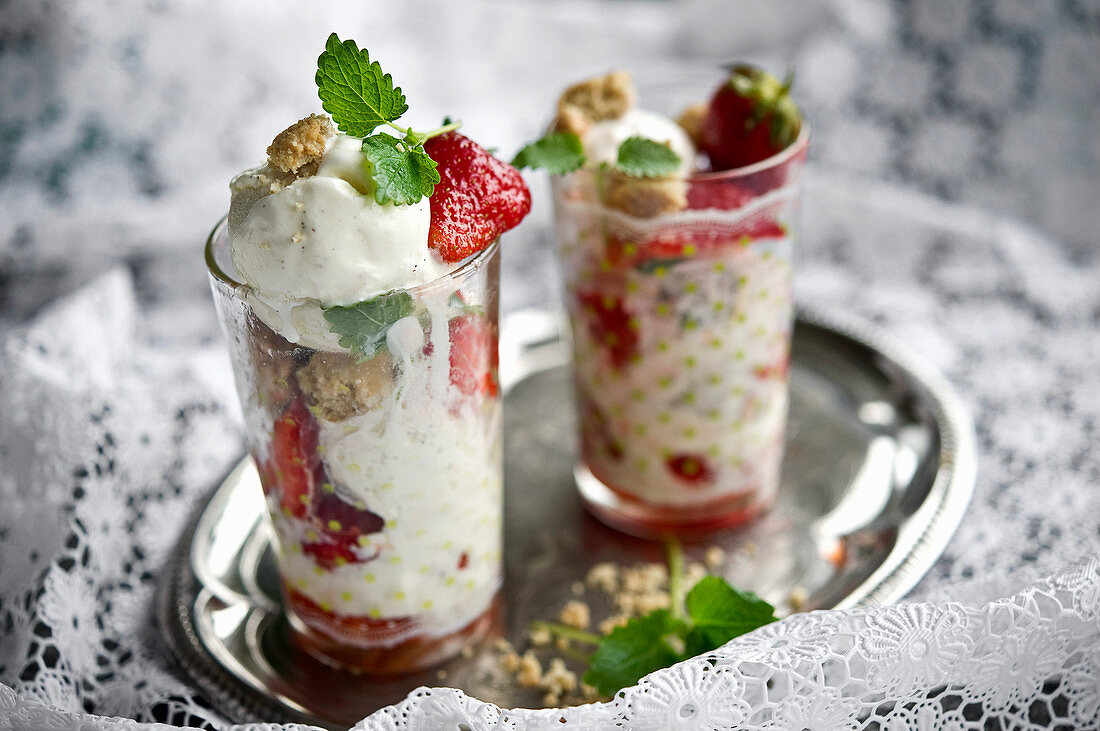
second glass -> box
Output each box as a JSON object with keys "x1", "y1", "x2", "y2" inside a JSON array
[{"x1": 554, "y1": 130, "x2": 808, "y2": 538}]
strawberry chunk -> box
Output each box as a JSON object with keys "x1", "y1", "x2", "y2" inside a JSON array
[
  {"x1": 666, "y1": 453, "x2": 716, "y2": 485},
  {"x1": 699, "y1": 65, "x2": 802, "y2": 172},
  {"x1": 424, "y1": 132, "x2": 531, "y2": 263},
  {"x1": 576, "y1": 292, "x2": 639, "y2": 371},
  {"x1": 448, "y1": 313, "x2": 499, "y2": 397},
  {"x1": 272, "y1": 396, "x2": 326, "y2": 519},
  {"x1": 686, "y1": 179, "x2": 755, "y2": 211},
  {"x1": 641, "y1": 215, "x2": 786, "y2": 261},
  {"x1": 302, "y1": 540, "x2": 361, "y2": 571}
]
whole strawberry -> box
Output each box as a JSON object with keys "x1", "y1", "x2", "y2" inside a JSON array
[
  {"x1": 425, "y1": 132, "x2": 532, "y2": 263},
  {"x1": 699, "y1": 65, "x2": 802, "y2": 171}
]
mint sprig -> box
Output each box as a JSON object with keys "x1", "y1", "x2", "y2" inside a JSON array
[
  {"x1": 361, "y1": 134, "x2": 440, "y2": 206},
  {"x1": 535, "y1": 540, "x2": 779, "y2": 698},
  {"x1": 615, "y1": 136, "x2": 682, "y2": 178},
  {"x1": 316, "y1": 34, "x2": 408, "y2": 137},
  {"x1": 322, "y1": 290, "x2": 415, "y2": 357},
  {"x1": 512, "y1": 132, "x2": 586, "y2": 175},
  {"x1": 314, "y1": 34, "x2": 459, "y2": 206}
]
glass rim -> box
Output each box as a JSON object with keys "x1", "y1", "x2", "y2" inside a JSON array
[{"x1": 205, "y1": 215, "x2": 501, "y2": 298}]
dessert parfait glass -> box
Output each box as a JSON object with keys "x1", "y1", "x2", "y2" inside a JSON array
[
  {"x1": 554, "y1": 124, "x2": 809, "y2": 539},
  {"x1": 206, "y1": 221, "x2": 502, "y2": 673}
]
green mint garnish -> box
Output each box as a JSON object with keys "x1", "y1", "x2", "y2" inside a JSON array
[
  {"x1": 615, "y1": 136, "x2": 682, "y2": 178},
  {"x1": 535, "y1": 540, "x2": 779, "y2": 698},
  {"x1": 511, "y1": 132, "x2": 586, "y2": 175},
  {"x1": 682, "y1": 575, "x2": 779, "y2": 657},
  {"x1": 584, "y1": 609, "x2": 687, "y2": 697},
  {"x1": 322, "y1": 290, "x2": 415, "y2": 357},
  {"x1": 361, "y1": 134, "x2": 440, "y2": 206},
  {"x1": 314, "y1": 33, "x2": 460, "y2": 206},
  {"x1": 316, "y1": 34, "x2": 408, "y2": 137}
]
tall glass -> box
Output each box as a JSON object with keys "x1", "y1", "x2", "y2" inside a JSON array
[
  {"x1": 206, "y1": 221, "x2": 502, "y2": 673},
  {"x1": 554, "y1": 129, "x2": 809, "y2": 539}
]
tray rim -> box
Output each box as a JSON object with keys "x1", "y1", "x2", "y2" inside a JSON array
[{"x1": 156, "y1": 305, "x2": 977, "y2": 726}]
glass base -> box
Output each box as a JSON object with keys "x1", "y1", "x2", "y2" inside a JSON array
[
  {"x1": 575, "y1": 463, "x2": 770, "y2": 540},
  {"x1": 285, "y1": 589, "x2": 501, "y2": 675}
]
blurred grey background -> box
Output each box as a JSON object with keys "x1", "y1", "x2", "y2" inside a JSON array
[{"x1": 1, "y1": 0, "x2": 1098, "y2": 320}]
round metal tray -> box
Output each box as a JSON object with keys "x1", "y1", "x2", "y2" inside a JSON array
[{"x1": 157, "y1": 308, "x2": 976, "y2": 728}]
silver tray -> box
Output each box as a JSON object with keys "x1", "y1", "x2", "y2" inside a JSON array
[{"x1": 157, "y1": 308, "x2": 976, "y2": 728}]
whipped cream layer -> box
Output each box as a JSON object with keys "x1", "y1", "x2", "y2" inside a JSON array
[
  {"x1": 228, "y1": 134, "x2": 449, "y2": 349},
  {"x1": 584, "y1": 108, "x2": 697, "y2": 177}
]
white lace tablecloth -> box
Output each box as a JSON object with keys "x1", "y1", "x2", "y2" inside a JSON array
[{"x1": 1, "y1": 174, "x2": 1098, "y2": 729}]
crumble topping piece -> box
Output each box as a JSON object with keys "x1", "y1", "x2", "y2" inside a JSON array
[
  {"x1": 599, "y1": 614, "x2": 629, "y2": 635},
  {"x1": 267, "y1": 114, "x2": 334, "y2": 175},
  {"x1": 528, "y1": 625, "x2": 553, "y2": 647},
  {"x1": 602, "y1": 173, "x2": 688, "y2": 218},
  {"x1": 517, "y1": 651, "x2": 543, "y2": 687},
  {"x1": 677, "y1": 103, "x2": 708, "y2": 147},
  {"x1": 558, "y1": 70, "x2": 636, "y2": 123},
  {"x1": 586, "y1": 563, "x2": 619, "y2": 593},
  {"x1": 704, "y1": 545, "x2": 726, "y2": 570},
  {"x1": 296, "y1": 350, "x2": 394, "y2": 422},
  {"x1": 559, "y1": 600, "x2": 591, "y2": 630},
  {"x1": 539, "y1": 658, "x2": 578, "y2": 705},
  {"x1": 552, "y1": 103, "x2": 592, "y2": 138}
]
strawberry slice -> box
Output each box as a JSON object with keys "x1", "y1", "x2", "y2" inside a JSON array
[
  {"x1": 272, "y1": 396, "x2": 326, "y2": 519},
  {"x1": 699, "y1": 65, "x2": 802, "y2": 172},
  {"x1": 448, "y1": 313, "x2": 499, "y2": 397},
  {"x1": 576, "y1": 292, "x2": 639, "y2": 371},
  {"x1": 641, "y1": 215, "x2": 786, "y2": 261},
  {"x1": 315, "y1": 491, "x2": 385, "y2": 541},
  {"x1": 666, "y1": 454, "x2": 716, "y2": 485},
  {"x1": 686, "y1": 179, "x2": 755, "y2": 211},
  {"x1": 424, "y1": 132, "x2": 531, "y2": 263},
  {"x1": 302, "y1": 540, "x2": 361, "y2": 571}
]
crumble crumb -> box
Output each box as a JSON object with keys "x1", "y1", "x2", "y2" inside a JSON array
[
  {"x1": 501, "y1": 650, "x2": 521, "y2": 673},
  {"x1": 586, "y1": 563, "x2": 619, "y2": 593},
  {"x1": 788, "y1": 586, "x2": 808, "y2": 611},
  {"x1": 599, "y1": 614, "x2": 629, "y2": 635},
  {"x1": 267, "y1": 113, "x2": 334, "y2": 174},
  {"x1": 559, "y1": 600, "x2": 591, "y2": 630},
  {"x1": 555, "y1": 636, "x2": 571, "y2": 652},
  {"x1": 461, "y1": 645, "x2": 475, "y2": 659},
  {"x1": 552, "y1": 103, "x2": 592, "y2": 138},
  {"x1": 296, "y1": 350, "x2": 394, "y2": 422},
  {"x1": 686, "y1": 562, "x2": 707, "y2": 589},
  {"x1": 539, "y1": 658, "x2": 578, "y2": 698},
  {"x1": 494, "y1": 637, "x2": 514, "y2": 653},
  {"x1": 632, "y1": 590, "x2": 671, "y2": 616},
  {"x1": 436, "y1": 669, "x2": 448, "y2": 681},
  {"x1": 528, "y1": 625, "x2": 553, "y2": 647},
  {"x1": 621, "y1": 563, "x2": 667, "y2": 594},
  {"x1": 558, "y1": 70, "x2": 636, "y2": 123},
  {"x1": 677, "y1": 102, "x2": 708, "y2": 147},
  {"x1": 571, "y1": 581, "x2": 586, "y2": 596},
  {"x1": 517, "y1": 651, "x2": 543, "y2": 687},
  {"x1": 602, "y1": 173, "x2": 688, "y2": 218},
  {"x1": 704, "y1": 545, "x2": 726, "y2": 570}
]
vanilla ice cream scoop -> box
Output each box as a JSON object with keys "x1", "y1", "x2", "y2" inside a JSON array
[
  {"x1": 583, "y1": 108, "x2": 697, "y2": 177},
  {"x1": 229, "y1": 134, "x2": 446, "y2": 308}
]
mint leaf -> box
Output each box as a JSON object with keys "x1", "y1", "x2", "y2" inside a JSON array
[
  {"x1": 683, "y1": 575, "x2": 778, "y2": 656},
  {"x1": 322, "y1": 290, "x2": 415, "y2": 357},
  {"x1": 316, "y1": 33, "x2": 408, "y2": 136},
  {"x1": 361, "y1": 134, "x2": 439, "y2": 206},
  {"x1": 512, "y1": 132, "x2": 586, "y2": 175},
  {"x1": 616, "y1": 136, "x2": 682, "y2": 178},
  {"x1": 583, "y1": 609, "x2": 687, "y2": 697}
]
